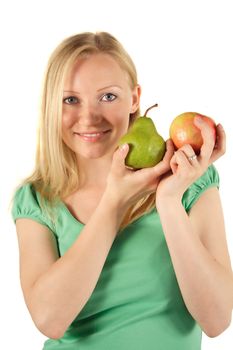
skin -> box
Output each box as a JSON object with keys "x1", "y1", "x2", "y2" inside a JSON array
[
  {"x1": 15, "y1": 52, "x2": 233, "y2": 339},
  {"x1": 62, "y1": 53, "x2": 141, "y2": 190}
]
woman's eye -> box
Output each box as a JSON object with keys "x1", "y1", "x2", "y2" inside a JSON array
[
  {"x1": 63, "y1": 96, "x2": 78, "y2": 104},
  {"x1": 101, "y1": 93, "x2": 117, "y2": 102}
]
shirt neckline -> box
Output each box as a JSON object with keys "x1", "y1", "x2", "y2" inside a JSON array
[
  {"x1": 60, "y1": 201, "x2": 85, "y2": 226},
  {"x1": 60, "y1": 200, "x2": 156, "y2": 229}
]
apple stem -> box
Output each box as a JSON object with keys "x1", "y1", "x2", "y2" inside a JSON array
[{"x1": 143, "y1": 103, "x2": 158, "y2": 117}]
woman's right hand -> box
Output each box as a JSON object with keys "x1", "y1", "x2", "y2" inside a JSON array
[{"x1": 104, "y1": 140, "x2": 174, "y2": 211}]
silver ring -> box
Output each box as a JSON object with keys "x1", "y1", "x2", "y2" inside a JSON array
[{"x1": 188, "y1": 154, "x2": 197, "y2": 161}]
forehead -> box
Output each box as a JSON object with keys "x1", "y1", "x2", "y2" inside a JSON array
[{"x1": 64, "y1": 53, "x2": 130, "y2": 89}]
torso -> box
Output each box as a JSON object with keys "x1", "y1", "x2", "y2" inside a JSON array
[{"x1": 62, "y1": 187, "x2": 105, "y2": 225}]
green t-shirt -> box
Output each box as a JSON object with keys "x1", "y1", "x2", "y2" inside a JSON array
[{"x1": 11, "y1": 165, "x2": 220, "y2": 350}]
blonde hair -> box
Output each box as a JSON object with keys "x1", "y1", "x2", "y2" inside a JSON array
[{"x1": 17, "y1": 32, "x2": 156, "y2": 230}]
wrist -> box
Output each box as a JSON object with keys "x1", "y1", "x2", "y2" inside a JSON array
[
  {"x1": 100, "y1": 191, "x2": 128, "y2": 228},
  {"x1": 156, "y1": 194, "x2": 183, "y2": 212}
]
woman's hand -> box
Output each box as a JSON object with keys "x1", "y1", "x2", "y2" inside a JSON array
[
  {"x1": 104, "y1": 140, "x2": 174, "y2": 211},
  {"x1": 156, "y1": 117, "x2": 226, "y2": 205}
]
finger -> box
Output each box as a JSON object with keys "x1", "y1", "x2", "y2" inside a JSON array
[
  {"x1": 194, "y1": 116, "x2": 216, "y2": 162},
  {"x1": 172, "y1": 149, "x2": 194, "y2": 169},
  {"x1": 209, "y1": 123, "x2": 226, "y2": 163},
  {"x1": 178, "y1": 144, "x2": 199, "y2": 166},
  {"x1": 152, "y1": 139, "x2": 174, "y2": 176},
  {"x1": 170, "y1": 152, "x2": 178, "y2": 173},
  {"x1": 164, "y1": 139, "x2": 175, "y2": 160},
  {"x1": 111, "y1": 143, "x2": 129, "y2": 175}
]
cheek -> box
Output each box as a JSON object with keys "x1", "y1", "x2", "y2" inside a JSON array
[
  {"x1": 106, "y1": 103, "x2": 131, "y2": 125},
  {"x1": 62, "y1": 111, "x2": 76, "y2": 129},
  {"x1": 116, "y1": 109, "x2": 131, "y2": 132}
]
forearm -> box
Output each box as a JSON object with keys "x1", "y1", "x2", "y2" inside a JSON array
[
  {"x1": 29, "y1": 193, "x2": 124, "y2": 339},
  {"x1": 157, "y1": 199, "x2": 233, "y2": 337}
]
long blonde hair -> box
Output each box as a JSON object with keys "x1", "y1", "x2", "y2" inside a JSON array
[{"x1": 18, "y1": 32, "x2": 156, "y2": 230}]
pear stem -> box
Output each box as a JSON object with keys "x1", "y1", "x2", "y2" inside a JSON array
[{"x1": 143, "y1": 103, "x2": 158, "y2": 117}]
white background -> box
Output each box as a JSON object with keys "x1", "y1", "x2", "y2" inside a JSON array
[{"x1": 0, "y1": 0, "x2": 232, "y2": 348}]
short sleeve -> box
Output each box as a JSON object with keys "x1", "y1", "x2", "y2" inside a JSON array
[
  {"x1": 182, "y1": 164, "x2": 220, "y2": 213},
  {"x1": 11, "y1": 183, "x2": 55, "y2": 233}
]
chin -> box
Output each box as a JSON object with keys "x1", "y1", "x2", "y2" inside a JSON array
[{"x1": 76, "y1": 148, "x2": 112, "y2": 160}]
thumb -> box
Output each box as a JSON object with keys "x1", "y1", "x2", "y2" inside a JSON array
[{"x1": 111, "y1": 143, "x2": 129, "y2": 174}]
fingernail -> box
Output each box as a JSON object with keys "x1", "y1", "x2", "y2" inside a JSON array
[{"x1": 120, "y1": 144, "x2": 128, "y2": 152}]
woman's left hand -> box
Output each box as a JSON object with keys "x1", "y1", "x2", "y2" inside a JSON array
[{"x1": 156, "y1": 116, "x2": 226, "y2": 204}]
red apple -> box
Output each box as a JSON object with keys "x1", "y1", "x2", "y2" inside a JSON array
[{"x1": 169, "y1": 112, "x2": 216, "y2": 153}]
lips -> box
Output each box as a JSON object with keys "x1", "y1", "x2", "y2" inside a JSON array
[{"x1": 74, "y1": 130, "x2": 111, "y2": 142}]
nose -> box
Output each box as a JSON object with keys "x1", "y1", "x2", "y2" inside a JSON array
[{"x1": 78, "y1": 102, "x2": 103, "y2": 126}]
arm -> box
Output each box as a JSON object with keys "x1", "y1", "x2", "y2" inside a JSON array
[
  {"x1": 156, "y1": 118, "x2": 233, "y2": 336},
  {"x1": 16, "y1": 192, "x2": 124, "y2": 340},
  {"x1": 156, "y1": 187, "x2": 233, "y2": 337},
  {"x1": 16, "y1": 143, "x2": 173, "y2": 340}
]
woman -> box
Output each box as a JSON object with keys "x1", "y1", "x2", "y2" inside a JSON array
[{"x1": 12, "y1": 32, "x2": 233, "y2": 350}]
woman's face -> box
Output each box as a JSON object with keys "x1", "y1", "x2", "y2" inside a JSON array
[{"x1": 62, "y1": 53, "x2": 140, "y2": 160}]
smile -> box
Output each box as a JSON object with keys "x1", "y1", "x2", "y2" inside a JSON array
[{"x1": 74, "y1": 130, "x2": 111, "y2": 142}]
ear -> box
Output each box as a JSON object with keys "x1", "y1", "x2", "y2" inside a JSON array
[{"x1": 130, "y1": 84, "x2": 141, "y2": 113}]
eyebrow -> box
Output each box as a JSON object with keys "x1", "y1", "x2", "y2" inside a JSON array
[{"x1": 63, "y1": 85, "x2": 123, "y2": 94}]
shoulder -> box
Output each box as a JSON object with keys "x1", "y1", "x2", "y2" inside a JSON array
[
  {"x1": 182, "y1": 164, "x2": 220, "y2": 213},
  {"x1": 12, "y1": 182, "x2": 40, "y2": 203},
  {"x1": 12, "y1": 182, "x2": 42, "y2": 213},
  {"x1": 11, "y1": 182, "x2": 55, "y2": 233}
]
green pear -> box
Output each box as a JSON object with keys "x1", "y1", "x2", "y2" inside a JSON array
[{"x1": 118, "y1": 103, "x2": 166, "y2": 169}]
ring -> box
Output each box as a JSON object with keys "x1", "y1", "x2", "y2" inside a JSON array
[{"x1": 188, "y1": 154, "x2": 197, "y2": 161}]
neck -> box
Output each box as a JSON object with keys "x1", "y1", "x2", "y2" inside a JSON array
[{"x1": 76, "y1": 153, "x2": 113, "y2": 189}]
